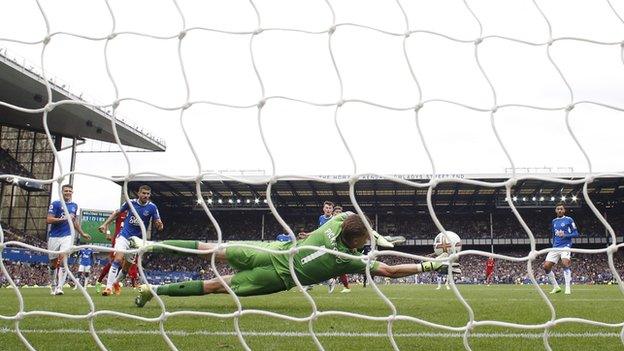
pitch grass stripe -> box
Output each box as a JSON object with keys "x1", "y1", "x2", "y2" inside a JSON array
[{"x1": 0, "y1": 328, "x2": 620, "y2": 339}]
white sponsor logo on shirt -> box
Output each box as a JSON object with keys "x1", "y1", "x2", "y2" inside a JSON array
[{"x1": 129, "y1": 216, "x2": 142, "y2": 225}]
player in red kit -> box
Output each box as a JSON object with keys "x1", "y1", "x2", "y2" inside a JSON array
[
  {"x1": 127, "y1": 261, "x2": 139, "y2": 288},
  {"x1": 485, "y1": 257, "x2": 495, "y2": 285},
  {"x1": 95, "y1": 212, "x2": 126, "y2": 293}
]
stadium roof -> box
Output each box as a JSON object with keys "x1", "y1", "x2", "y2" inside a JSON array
[
  {"x1": 0, "y1": 54, "x2": 165, "y2": 152},
  {"x1": 115, "y1": 173, "x2": 624, "y2": 211}
]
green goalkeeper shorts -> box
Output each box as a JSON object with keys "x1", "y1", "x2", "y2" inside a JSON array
[
  {"x1": 225, "y1": 241, "x2": 289, "y2": 271},
  {"x1": 230, "y1": 265, "x2": 288, "y2": 296},
  {"x1": 226, "y1": 241, "x2": 291, "y2": 296}
]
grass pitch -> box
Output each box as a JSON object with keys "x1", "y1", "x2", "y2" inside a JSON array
[{"x1": 0, "y1": 284, "x2": 623, "y2": 350}]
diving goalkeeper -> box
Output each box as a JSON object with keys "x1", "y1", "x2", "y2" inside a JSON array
[{"x1": 133, "y1": 212, "x2": 459, "y2": 307}]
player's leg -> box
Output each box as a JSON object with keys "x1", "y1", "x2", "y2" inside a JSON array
[
  {"x1": 543, "y1": 252, "x2": 561, "y2": 294},
  {"x1": 136, "y1": 266, "x2": 289, "y2": 307},
  {"x1": 135, "y1": 276, "x2": 232, "y2": 307},
  {"x1": 103, "y1": 237, "x2": 129, "y2": 296},
  {"x1": 54, "y1": 254, "x2": 67, "y2": 295},
  {"x1": 103, "y1": 251, "x2": 124, "y2": 296},
  {"x1": 129, "y1": 237, "x2": 228, "y2": 262},
  {"x1": 108, "y1": 236, "x2": 138, "y2": 295},
  {"x1": 96, "y1": 258, "x2": 112, "y2": 293},
  {"x1": 97, "y1": 262, "x2": 111, "y2": 282},
  {"x1": 131, "y1": 238, "x2": 246, "y2": 300},
  {"x1": 48, "y1": 259, "x2": 58, "y2": 295},
  {"x1": 83, "y1": 265, "x2": 91, "y2": 287},
  {"x1": 74, "y1": 266, "x2": 83, "y2": 290},
  {"x1": 128, "y1": 264, "x2": 139, "y2": 288},
  {"x1": 339, "y1": 274, "x2": 350, "y2": 293},
  {"x1": 134, "y1": 239, "x2": 285, "y2": 272},
  {"x1": 327, "y1": 278, "x2": 336, "y2": 293},
  {"x1": 47, "y1": 237, "x2": 60, "y2": 295},
  {"x1": 112, "y1": 258, "x2": 133, "y2": 295},
  {"x1": 561, "y1": 251, "x2": 572, "y2": 295},
  {"x1": 54, "y1": 236, "x2": 73, "y2": 295}
]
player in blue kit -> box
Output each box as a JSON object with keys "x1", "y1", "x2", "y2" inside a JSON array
[
  {"x1": 98, "y1": 185, "x2": 164, "y2": 296},
  {"x1": 74, "y1": 247, "x2": 95, "y2": 290},
  {"x1": 276, "y1": 233, "x2": 292, "y2": 242},
  {"x1": 319, "y1": 201, "x2": 334, "y2": 226},
  {"x1": 46, "y1": 184, "x2": 91, "y2": 295},
  {"x1": 543, "y1": 203, "x2": 580, "y2": 295}
]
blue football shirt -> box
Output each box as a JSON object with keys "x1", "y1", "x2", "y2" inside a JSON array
[
  {"x1": 47, "y1": 200, "x2": 78, "y2": 238},
  {"x1": 276, "y1": 233, "x2": 292, "y2": 242},
  {"x1": 551, "y1": 216, "x2": 579, "y2": 248},
  {"x1": 78, "y1": 248, "x2": 94, "y2": 266},
  {"x1": 318, "y1": 214, "x2": 332, "y2": 226},
  {"x1": 118, "y1": 200, "x2": 160, "y2": 239}
]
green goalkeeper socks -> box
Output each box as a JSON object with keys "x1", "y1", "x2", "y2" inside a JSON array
[
  {"x1": 151, "y1": 240, "x2": 199, "y2": 254},
  {"x1": 156, "y1": 280, "x2": 205, "y2": 296}
]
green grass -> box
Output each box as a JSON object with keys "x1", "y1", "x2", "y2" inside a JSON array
[{"x1": 0, "y1": 284, "x2": 623, "y2": 350}]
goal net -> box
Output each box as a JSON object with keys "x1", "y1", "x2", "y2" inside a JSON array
[{"x1": 0, "y1": 0, "x2": 623, "y2": 350}]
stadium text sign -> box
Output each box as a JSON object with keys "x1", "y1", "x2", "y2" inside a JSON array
[
  {"x1": 316, "y1": 174, "x2": 466, "y2": 180},
  {"x1": 80, "y1": 209, "x2": 113, "y2": 244}
]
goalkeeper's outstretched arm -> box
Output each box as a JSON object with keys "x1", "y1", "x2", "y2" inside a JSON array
[{"x1": 372, "y1": 257, "x2": 460, "y2": 278}]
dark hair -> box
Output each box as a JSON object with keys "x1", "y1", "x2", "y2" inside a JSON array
[
  {"x1": 555, "y1": 202, "x2": 565, "y2": 208},
  {"x1": 61, "y1": 184, "x2": 73, "y2": 190},
  {"x1": 323, "y1": 201, "x2": 334, "y2": 207},
  {"x1": 341, "y1": 214, "x2": 371, "y2": 246},
  {"x1": 138, "y1": 185, "x2": 151, "y2": 192}
]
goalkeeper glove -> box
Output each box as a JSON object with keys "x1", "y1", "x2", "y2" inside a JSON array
[
  {"x1": 372, "y1": 231, "x2": 406, "y2": 248},
  {"x1": 372, "y1": 231, "x2": 393, "y2": 248},
  {"x1": 420, "y1": 255, "x2": 461, "y2": 275}
]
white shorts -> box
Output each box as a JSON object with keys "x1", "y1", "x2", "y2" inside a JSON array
[
  {"x1": 545, "y1": 249, "x2": 571, "y2": 264},
  {"x1": 47, "y1": 236, "x2": 73, "y2": 260},
  {"x1": 114, "y1": 235, "x2": 136, "y2": 262},
  {"x1": 78, "y1": 265, "x2": 91, "y2": 273}
]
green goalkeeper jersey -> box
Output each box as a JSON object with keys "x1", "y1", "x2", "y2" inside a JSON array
[{"x1": 270, "y1": 213, "x2": 379, "y2": 288}]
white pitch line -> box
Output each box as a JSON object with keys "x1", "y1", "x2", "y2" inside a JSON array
[
  {"x1": 321, "y1": 297, "x2": 624, "y2": 302},
  {"x1": 0, "y1": 328, "x2": 620, "y2": 339}
]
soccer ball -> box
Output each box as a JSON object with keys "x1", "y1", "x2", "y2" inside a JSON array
[{"x1": 433, "y1": 231, "x2": 462, "y2": 256}]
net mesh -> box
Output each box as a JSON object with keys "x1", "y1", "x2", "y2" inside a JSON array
[{"x1": 1, "y1": 0, "x2": 623, "y2": 350}]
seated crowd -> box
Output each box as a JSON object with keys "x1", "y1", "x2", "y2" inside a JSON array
[
  {"x1": 1, "y1": 249, "x2": 622, "y2": 287},
  {"x1": 1, "y1": 208, "x2": 622, "y2": 287},
  {"x1": 152, "y1": 209, "x2": 622, "y2": 242}
]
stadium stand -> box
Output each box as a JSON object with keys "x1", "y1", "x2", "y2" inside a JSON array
[
  {"x1": 0, "y1": 147, "x2": 34, "y2": 178},
  {"x1": 152, "y1": 207, "x2": 620, "y2": 241},
  {"x1": 3, "y1": 174, "x2": 623, "y2": 288},
  {"x1": 1, "y1": 221, "x2": 47, "y2": 247},
  {"x1": 373, "y1": 251, "x2": 624, "y2": 285},
  {"x1": 2, "y1": 250, "x2": 621, "y2": 288}
]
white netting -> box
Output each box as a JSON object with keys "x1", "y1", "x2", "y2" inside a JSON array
[{"x1": 1, "y1": 0, "x2": 623, "y2": 350}]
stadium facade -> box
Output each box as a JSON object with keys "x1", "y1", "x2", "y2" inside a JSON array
[
  {"x1": 0, "y1": 50, "x2": 164, "y2": 239},
  {"x1": 116, "y1": 173, "x2": 624, "y2": 248},
  {"x1": 0, "y1": 126, "x2": 56, "y2": 235}
]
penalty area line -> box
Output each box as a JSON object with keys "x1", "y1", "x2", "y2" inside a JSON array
[{"x1": 0, "y1": 328, "x2": 620, "y2": 338}]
